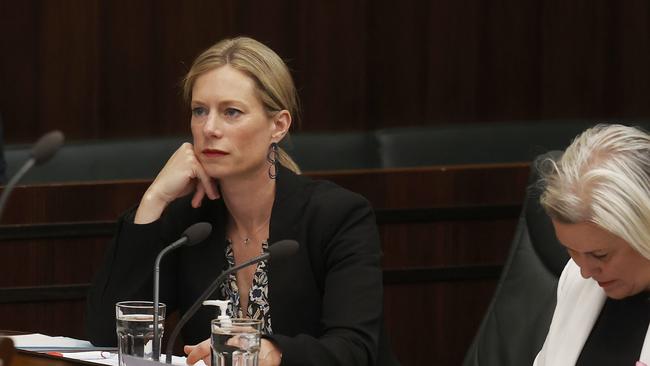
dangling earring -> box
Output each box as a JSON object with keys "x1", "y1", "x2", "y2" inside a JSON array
[{"x1": 267, "y1": 142, "x2": 278, "y2": 179}]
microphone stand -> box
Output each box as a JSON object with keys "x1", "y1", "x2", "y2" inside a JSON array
[
  {"x1": 0, "y1": 130, "x2": 64, "y2": 223},
  {"x1": 152, "y1": 237, "x2": 187, "y2": 361},
  {"x1": 152, "y1": 222, "x2": 212, "y2": 361},
  {"x1": 0, "y1": 159, "x2": 34, "y2": 222}
]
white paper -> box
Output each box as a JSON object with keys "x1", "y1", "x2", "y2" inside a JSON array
[
  {"x1": 61, "y1": 351, "x2": 117, "y2": 365},
  {"x1": 60, "y1": 352, "x2": 202, "y2": 366},
  {"x1": 8, "y1": 333, "x2": 94, "y2": 349},
  {"x1": 7, "y1": 333, "x2": 202, "y2": 366}
]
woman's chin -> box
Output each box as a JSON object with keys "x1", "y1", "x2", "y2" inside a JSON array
[
  {"x1": 603, "y1": 284, "x2": 633, "y2": 300},
  {"x1": 202, "y1": 161, "x2": 270, "y2": 182},
  {"x1": 203, "y1": 166, "x2": 228, "y2": 179}
]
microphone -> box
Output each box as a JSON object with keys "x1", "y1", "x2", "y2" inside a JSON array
[
  {"x1": 153, "y1": 222, "x2": 212, "y2": 361},
  {"x1": 164, "y1": 239, "x2": 299, "y2": 363},
  {"x1": 0, "y1": 130, "x2": 64, "y2": 222}
]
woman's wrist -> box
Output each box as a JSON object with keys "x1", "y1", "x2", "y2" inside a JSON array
[
  {"x1": 134, "y1": 189, "x2": 168, "y2": 224},
  {"x1": 260, "y1": 338, "x2": 282, "y2": 366}
]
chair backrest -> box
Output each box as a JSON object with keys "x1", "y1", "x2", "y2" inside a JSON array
[
  {"x1": 462, "y1": 151, "x2": 570, "y2": 366},
  {"x1": 5, "y1": 137, "x2": 189, "y2": 184},
  {"x1": 285, "y1": 131, "x2": 380, "y2": 171},
  {"x1": 4, "y1": 131, "x2": 382, "y2": 184},
  {"x1": 376, "y1": 120, "x2": 600, "y2": 167}
]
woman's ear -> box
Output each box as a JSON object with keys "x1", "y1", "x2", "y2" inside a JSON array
[{"x1": 271, "y1": 110, "x2": 291, "y2": 142}]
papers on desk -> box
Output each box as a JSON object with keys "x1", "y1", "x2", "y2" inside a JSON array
[
  {"x1": 59, "y1": 351, "x2": 117, "y2": 365},
  {"x1": 5, "y1": 333, "x2": 203, "y2": 366},
  {"x1": 59, "y1": 352, "x2": 196, "y2": 366},
  {"x1": 8, "y1": 333, "x2": 96, "y2": 351}
]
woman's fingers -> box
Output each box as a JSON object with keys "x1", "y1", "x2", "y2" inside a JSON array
[
  {"x1": 148, "y1": 143, "x2": 218, "y2": 206},
  {"x1": 149, "y1": 143, "x2": 198, "y2": 201},
  {"x1": 193, "y1": 161, "x2": 219, "y2": 201},
  {"x1": 183, "y1": 344, "x2": 195, "y2": 359},
  {"x1": 184, "y1": 339, "x2": 211, "y2": 366},
  {"x1": 191, "y1": 184, "x2": 206, "y2": 208},
  {"x1": 136, "y1": 143, "x2": 220, "y2": 223},
  {"x1": 185, "y1": 337, "x2": 279, "y2": 366}
]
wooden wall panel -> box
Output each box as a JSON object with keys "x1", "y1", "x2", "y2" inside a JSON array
[
  {"x1": 293, "y1": 2, "x2": 369, "y2": 132},
  {"x1": 38, "y1": 1, "x2": 100, "y2": 139},
  {"x1": 0, "y1": 1, "x2": 40, "y2": 142},
  {"x1": 2, "y1": 1, "x2": 650, "y2": 143},
  {"x1": 540, "y1": 1, "x2": 613, "y2": 118},
  {"x1": 366, "y1": 1, "x2": 431, "y2": 127},
  {"x1": 0, "y1": 181, "x2": 148, "y2": 225},
  {"x1": 0, "y1": 238, "x2": 106, "y2": 287},
  {"x1": 384, "y1": 281, "x2": 498, "y2": 366},
  {"x1": 616, "y1": 2, "x2": 650, "y2": 117},
  {"x1": 422, "y1": 1, "x2": 483, "y2": 124},
  {"x1": 380, "y1": 220, "x2": 515, "y2": 269},
  {"x1": 98, "y1": 1, "x2": 157, "y2": 138},
  {"x1": 472, "y1": 0, "x2": 542, "y2": 121},
  {"x1": 0, "y1": 301, "x2": 87, "y2": 337}
]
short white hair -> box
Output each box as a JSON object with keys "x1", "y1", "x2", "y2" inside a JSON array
[{"x1": 540, "y1": 123, "x2": 650, "y2": 259}]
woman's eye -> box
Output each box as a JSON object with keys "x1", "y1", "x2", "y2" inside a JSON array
[
  {"x1": 191, "y1": 107, "x2": 208, "y2": 117},
  {"x1": 592, "y1": 253, "x2": 608, "y2": 260},
  {"x1": 224, "y1": 108, "x2": 242, "y2": 118}
]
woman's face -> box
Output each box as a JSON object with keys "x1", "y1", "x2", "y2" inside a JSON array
[
  {"x1": 190, "y1": 65, "x2": 287, "y2": 180},
  {"x1": 552, "y1": 220, "x2": 650, "y2": 299}
]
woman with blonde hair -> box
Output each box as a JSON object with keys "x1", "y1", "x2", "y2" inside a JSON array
[
  {"x1": 87, "y1": 37, "x2": 397, "y2": 366},
  {"x1": 534, "y1": 124, "x2": 650, "y2": 365}
]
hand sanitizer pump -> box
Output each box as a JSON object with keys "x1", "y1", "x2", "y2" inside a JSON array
[{"x1": 203, "y1": 299, "x2": 232, "y2": 327}]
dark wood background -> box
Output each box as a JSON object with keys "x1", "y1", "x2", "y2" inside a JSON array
[{"x1": 1, "y1": 0, "x2": 650, "y2": 143}]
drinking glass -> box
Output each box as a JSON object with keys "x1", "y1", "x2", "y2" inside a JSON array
[
  {"x1": 115, "y1": 301, "x2": 166, "y2": 366},
  {"x1": 211, "y1": 318, "x2": 262, "y2": 366}
]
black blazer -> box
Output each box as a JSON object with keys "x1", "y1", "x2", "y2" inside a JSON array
[{"x1": 86, "y1": 165, "x2": 398, "y2": 365}]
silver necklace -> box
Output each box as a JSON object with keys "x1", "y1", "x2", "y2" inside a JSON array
[{"x1": 230, "y1": 222, "x2": 268, "y2": 246}]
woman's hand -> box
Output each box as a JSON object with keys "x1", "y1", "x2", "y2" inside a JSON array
[
  {"x1": 183, "y1": 338, "x2": 281, "y2": 366},
  {"x1": 259, "y1": 339, "x2": 282, "y2": 366},
  {"x1": 184, "y1": 339, "x2": 211, "y2": 366},
  {"x1": 134, "y1": 143, "x2": 219, "y2": 224}
]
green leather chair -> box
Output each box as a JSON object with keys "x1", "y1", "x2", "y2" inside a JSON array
[{"x1": 463, "y1": 152, "x2": 570, "y2": 366}]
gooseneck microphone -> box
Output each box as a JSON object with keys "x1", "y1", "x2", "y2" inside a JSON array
[
  {"x1": 164, "y1": 239, "x2": 299, "y2": 364},
  {"x1": 0, "y1": 130, "x2": 64, "y2": 222},
  {"x1": 153, "y1": 222, "x2": 212, "y2": 361}
]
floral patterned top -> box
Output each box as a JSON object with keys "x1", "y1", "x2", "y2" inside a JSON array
[{"x1": 219, "y1": 239, "x2": 273, "y2": 334}]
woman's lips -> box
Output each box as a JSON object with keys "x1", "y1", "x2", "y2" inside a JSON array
[
  {"x1": 597, "y1": 280, "x2": 616, "y2": 288},
  {"x1": 202, "y1": 149, "x2": 229, "y2": 158}
]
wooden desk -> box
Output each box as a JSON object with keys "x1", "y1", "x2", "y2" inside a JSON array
[{"x1": 0, "y1": 163, "x2": 531, "y2": 366}]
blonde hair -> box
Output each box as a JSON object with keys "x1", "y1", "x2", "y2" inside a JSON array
[
  {"x1": 183, "y1": 37, "x2": 301, "y2": 174},
  {"x1": 540, "y1": 124, "x2": 650, "y2": 259}
]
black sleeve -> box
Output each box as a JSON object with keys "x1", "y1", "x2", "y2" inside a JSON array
[
  {"x1": 270, "y1": 188, "x2": 384, "y2": 366},
  {"x1": 85, "y1": 200, "x2": 191, "y2": 346}
]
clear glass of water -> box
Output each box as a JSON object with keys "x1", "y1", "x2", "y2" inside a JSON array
[
  {"x1": 211, "y1": 318, "x2": 262, "y2": 366},
  {"x1": 115, "y1": 301, "x2": 166, "y2": 366}
]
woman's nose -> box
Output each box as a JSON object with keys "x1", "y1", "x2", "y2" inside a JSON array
[
  {"x1": 577, "y1": 257, "x2": 601, "y2": 279},
  {"x1": 203, "y1": 114, "x2": 223, "y2": 137}
]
